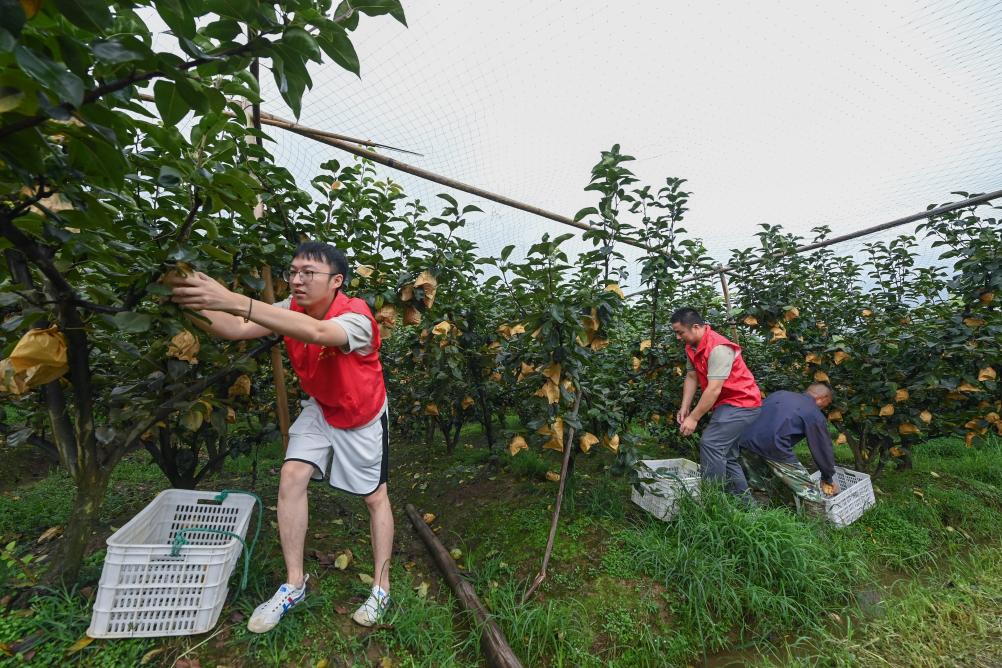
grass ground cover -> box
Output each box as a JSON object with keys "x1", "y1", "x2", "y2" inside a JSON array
[{"x1": 0, "y1": 431, "x2": 1000, "y2": 666}]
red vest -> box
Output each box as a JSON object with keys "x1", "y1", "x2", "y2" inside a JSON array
[
  {"x1": 284, "y1": 292, "x2": 386, "y2": 429},
  {"x1": 685, "y1": 325, "x2": 762, "y2": 409}
]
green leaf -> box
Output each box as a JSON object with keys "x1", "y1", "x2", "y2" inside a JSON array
[
  {"x1": 437, "y1": 193, "x2": 458, "y2": 208},
  {"x1": 51, "y1": 0, "x2": 113, "y2": 31},
  {"x1": 200, "y1": 18, "x2": 242, "y2": 41},
  {"x1": 201, "y1": 242, "x2": 232, "y2": 264},
  {"x1": 174, "y1": 77, "x2": 208, "y2": 115},
  {"x1": 282, "y1": 27, "x2": 322, "y2": 64},
  {"x1": 203, "y1": 0, "x2": 255, "y2": 20},
  {"x1": 316, "y1": 26, "x2": 359, "y2": 76},
  {"x1": 157, "y1": 165, "x2": 183, "y2": 188},
  {"x1": 91, "y1": 38, "x2": 148, "y2": 65},
  {"x1": 0, "y1": 0, "x2": 25, "y2": 39},
  {"x1": 0, "y1": 85, "x2": 25, "y2": 113},
  {"x1": 462, "y1": 204, "x2": 483, "y2": 215},
  {"x1": 14, "y1": 45, "x2": 84, "y2": 107},
  {"x1": 0, "y1": 27, "x2": 15, "y2": 53},
  {"x1": 574, "y1": 207, "x2": 598, "y2": 221},
  {"x1": 342, "y1": 0, "x2": 407, "y2": 26},
  {"x1": 112, "y1": 312, "x2": 152, "y2": 333},
  {"x1": 270, "y1": 52, "x2": 307, "y2": 118},
  {"x1": 67, "y1": 134, "x2": 127, "y2": 187},
  {"x1": 153, "y1": 79, "x2": 189, "y2": 126},
  {"x1": 156, "y1": 0, "x2": 196, "y2": 40}
]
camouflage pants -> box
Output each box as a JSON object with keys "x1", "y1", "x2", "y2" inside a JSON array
[{"x1": 740, "y1": 451, "x2": 826, "y2": 504}]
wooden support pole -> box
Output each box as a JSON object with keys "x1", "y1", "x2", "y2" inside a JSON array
[
  {"x1": 718, "y1": 267, "x2": 738, "y2": 342},
  {"x1": 276, "y1": 123, "x2": 650, "y2": 251},
  {"x1": 137, "y1": 93, "x2": 648, "y2": 249},
  {"x1": 404, "y1": 504, "x2": 524, "y2": 668},
  {"x1": 679, "y1": 188, "x2": 1002, "y2": 284},
  {"x1": 243, "y1": 57, "x2": 290, "y2": 450},
  {"x1": 626, "y1": 188, "x2": 1002, "y2": 299},
  {"x1": 522, "y1": 391, "x2": 582, "y2": 603},
  {"x1": 261, "y1": 266, "x2": 291, "y2": 449}
]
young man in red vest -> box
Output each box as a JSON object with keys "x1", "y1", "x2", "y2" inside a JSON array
[
  {"x1": 170, "y1": 242, "x2": 392, "y2": 632},
  {"x1": 671, "y1": 307, "x2": 762, "y2": 494}
]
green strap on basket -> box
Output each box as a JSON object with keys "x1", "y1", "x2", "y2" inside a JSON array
[{"x1": 168, "y1": 489, "x2": 264, "y2": 593}]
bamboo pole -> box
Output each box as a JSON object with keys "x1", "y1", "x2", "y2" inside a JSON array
[
  {"x1": 261, "y1": 266, "x2": 291, "y2": 449},
  {"x1": 256, "y1": 110, "x2": 422, "y2": 156},
  {"x1": 404, "y1": 504, "x2": 524, "y2": 668},
  {"x1": 243, "y1": 59, "x2": 291, "y2": 450},
  {"x1": 718, "y1": 267, "x2": 737, "y2": 342},
  {"x1": 522, "y1": 391, "x2": 583, "y2": 603},
  {"x1": 135, "y1": 92, "x2": 418, "y2": 155},
  {"x1": 625, "y1": 188, "x2": 1002, "y2": 299},
  {"x1": 275, "y1": 122, "x2": 650, "y2": 251},
  {"x1": 137, "y1": 93, "x2": 648, "y2": 250},
  {"x1": 680, "y1": 189, "x2": 1002, "y2": 284}
]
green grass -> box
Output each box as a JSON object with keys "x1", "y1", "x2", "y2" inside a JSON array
[
  {"x1": 505, "y1": 448, "x2": 550, "y2": 479},
  {"x1": 0, "y1": 455, "x2": 167, "y2": 541},
  {"x1": 1, "y1": 434, "x2": 1001, "y2": 666},
  {"x1": 0, "y1": 587, "x2": 155, "y2": 667},
  {"x1": 619, "y1": 485, "x2": 868, "y2": 659}
]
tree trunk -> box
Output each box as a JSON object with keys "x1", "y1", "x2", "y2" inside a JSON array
[
  {"x1": 55, "y1": 465, "x2": 112, "y2": 584},
  {"x1": 441, "y1": 417, "x2": 463, "y2": 453},
  {"x1": 424, "y1": 418, "x2": 436, "y2": 448},
  {"x1": 477, "y1": 387, "x2": 496, "y2": 450},
  {"x1": 650, "y1": 280, "x2": 659, "y2": 343}
]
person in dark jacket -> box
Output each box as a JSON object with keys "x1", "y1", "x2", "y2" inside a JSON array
[{"x1": 737, "y1": 383, "x2": 840, "y2": 502}]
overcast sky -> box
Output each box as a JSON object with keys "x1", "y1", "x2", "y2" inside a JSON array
[{"x1": 156, "y1": 1, "x2": 1002, "y2": 287}]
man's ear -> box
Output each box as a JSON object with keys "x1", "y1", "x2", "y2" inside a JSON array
[{"x1": 331, "y1": 273, "x2": 345, "y2": 290}]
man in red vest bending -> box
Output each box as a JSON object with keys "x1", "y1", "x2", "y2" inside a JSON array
[
  {"x1": 671, "y1": 308, "x2": 762, "y2": 494},
  {"x1": 170, "y1": 242, "x2": 392, "y2": 632}
]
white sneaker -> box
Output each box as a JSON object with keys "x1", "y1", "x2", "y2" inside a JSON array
[
  {"x1": 351, "y1": 586, "x2": 390, "y2": 627},
  {"x1": 247, "y1": 575, "x2": 309, "y2": 633}
]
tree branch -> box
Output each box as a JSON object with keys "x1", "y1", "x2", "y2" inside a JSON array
[
  {"x1": 523, "y1": 389, "x2": 584, "y2": 603},
  {"x1": 0, "y1": 421, "x2": 60, "y2": 462},
  {"x1": 174, "y1": 191, "x2": 205, "y2": 246},
  {"x1": 1, "y1": 215, "x2": 97, "y2": 461},
  {"x1": 43, "y1": 381, "x2": 78, "y2": 472},
  {"x1": 118, "y1": 336, "x2": 281, "y2": 459},
  {"x1": 0, "y1": 41, "x2": 263, "y2": 141}
]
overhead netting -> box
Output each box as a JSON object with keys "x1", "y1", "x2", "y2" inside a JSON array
[{"x1": 166, "y1": 1, "x2": 1002, "y2": 289}]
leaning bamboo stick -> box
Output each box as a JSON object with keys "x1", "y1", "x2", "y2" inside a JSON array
[
  {"x1": 260, "y1": 266, "x2": 291, "y2": 449},
  {"x1": 239, "y1": 68, "x2": 291, "y2": 450},
  {"x1": 137, "y1": 92, "x2": 649, "y2": 250},
  {"x1": 405, "y1": 504, "x2": 524, "y2": 668}
]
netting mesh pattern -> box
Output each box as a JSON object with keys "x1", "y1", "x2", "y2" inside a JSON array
[{"x1": 151, "y1": 2, "x2": 1002, "y2": 288}]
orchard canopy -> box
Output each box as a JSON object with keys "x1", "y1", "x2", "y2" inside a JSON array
[{"x1": 0, "y1": 0, "x2": 1000, "y2": 588}]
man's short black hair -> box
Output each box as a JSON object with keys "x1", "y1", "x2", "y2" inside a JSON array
[
  {"x1": 670, "y1": 308, "x2": 705, "y2": 327},
  {"x1": 293, "y1": 241, "x2": 350, "y2": 284}
]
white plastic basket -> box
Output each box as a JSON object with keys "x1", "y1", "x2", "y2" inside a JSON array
[
  {"x1": 808, "y1": 466, "x2": 876, "y2": 527},
  {"x1": 631, "y1": 458, "x2": 701, "y2": 521},
  {"x1": 88, "y1": 489, "x2": 258, "y2": 638}
]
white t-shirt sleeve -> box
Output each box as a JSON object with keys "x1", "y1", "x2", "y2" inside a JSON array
[
  {"x1": 333, "y1": 312, "x2": 374, "y2": 355},
  {"x1": 274, "y1": 297, "x2": 292, "y2": 310},
  {"x1": 706, "y1": 346, "x2": 736, "y2": 379}
]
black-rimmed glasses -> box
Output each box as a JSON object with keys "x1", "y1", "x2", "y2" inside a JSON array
[{"x1": 282, "y1": 269, "x2": 341, "y2": 284}]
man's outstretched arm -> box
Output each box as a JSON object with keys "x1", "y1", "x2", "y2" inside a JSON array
[
  {"x1": 171, "y1": 272, "x2": 348, "y2": 347},
  {"x1": 186, "y1": 307, "x2": 274, "y2": 341}
]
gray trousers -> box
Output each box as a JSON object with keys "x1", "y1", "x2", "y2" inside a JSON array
[{"x1": 699, "y1": 404, "x2": 760, "y2": 495}]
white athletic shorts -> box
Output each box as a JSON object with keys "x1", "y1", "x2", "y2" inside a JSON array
[{"x1": 285, "y1": 397, "x2": 389, "y2": 496}]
